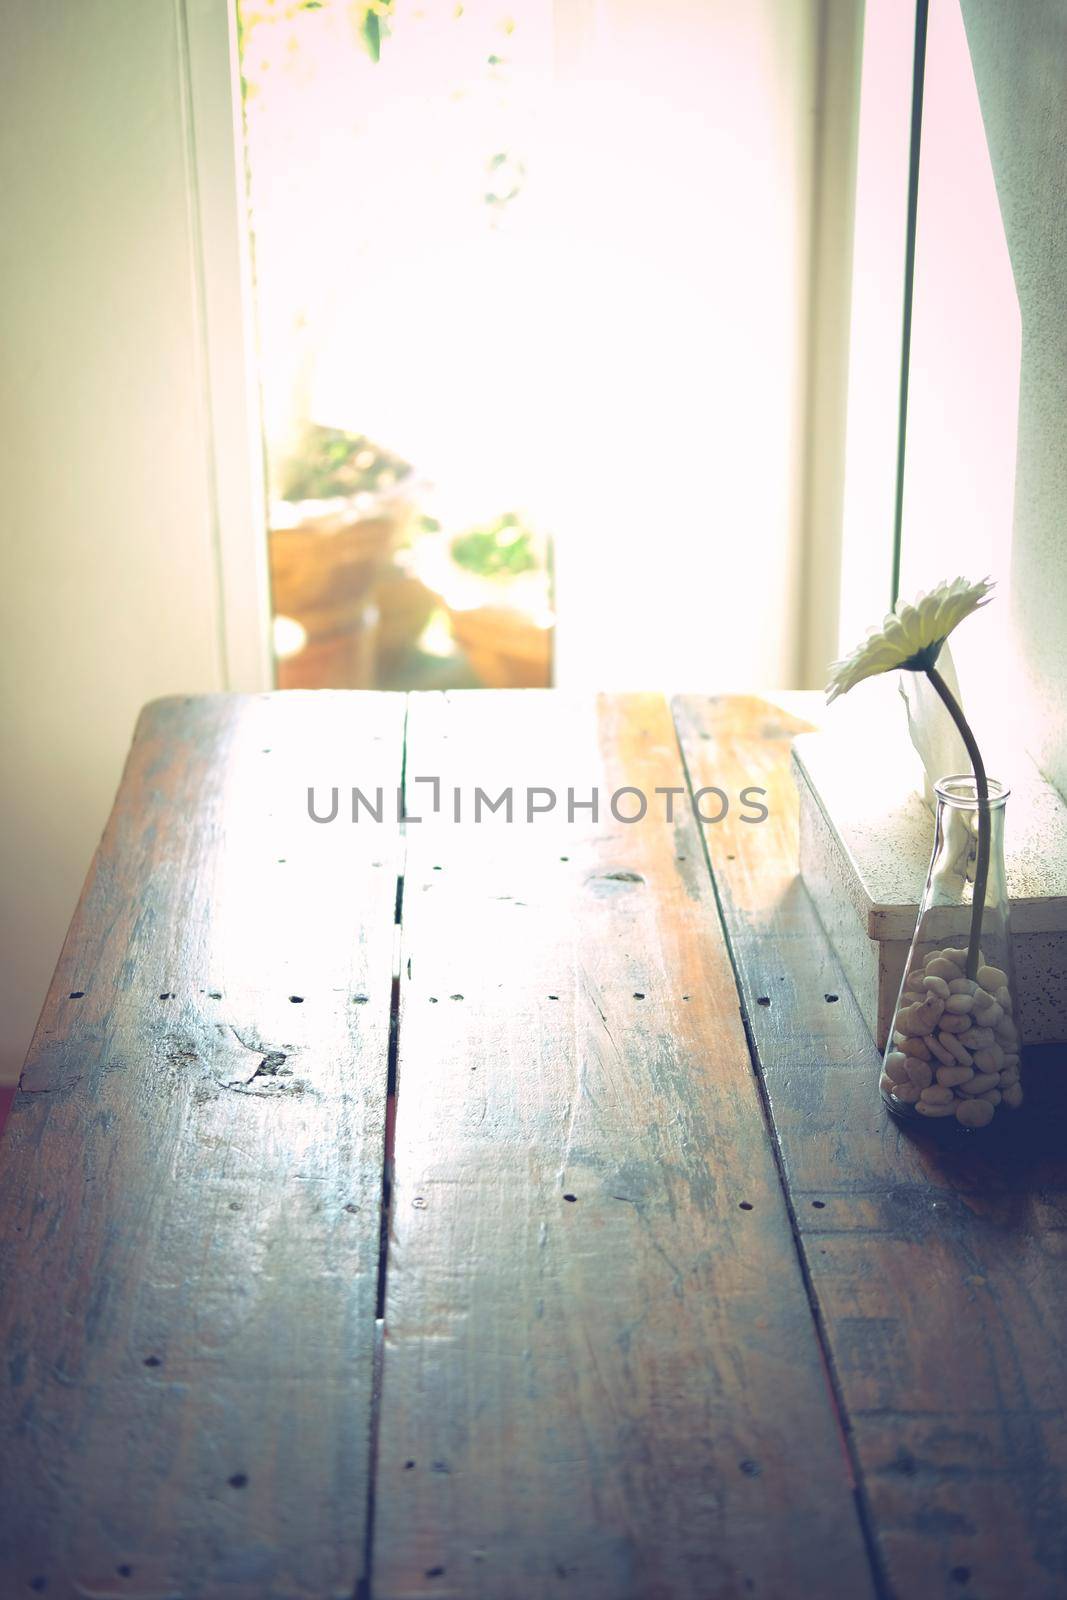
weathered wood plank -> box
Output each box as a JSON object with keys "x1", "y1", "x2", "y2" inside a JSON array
[
  {"x1": 674, "y1": 692, "x2": 1067, "y2": 1600},
  {"x1": 372, "y1": 691, "x2": 876, "y2": 1600},
  {"x1": 0, "y1": 692, "x2": 404, "y2": 1600}
]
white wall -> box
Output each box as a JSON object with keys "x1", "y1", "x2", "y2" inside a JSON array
[
  {"x1": 892, "y1": 0, "x2": 1067, "y2": 791},
  {"x1": 897, "y1": 0, "x2": 1021, "y2": 769},
  {"x1": 958, "y1": 0, "x2": 1067, "y2": 798},
  {"x1": 0, "y1": 0, "x2": 268, "y2": 1083}
]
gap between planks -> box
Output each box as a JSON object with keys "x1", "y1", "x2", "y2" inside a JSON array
[
  {"x1": 669, "y1": 698, "x2": 893, "y2": 1600},
  {"x1": 360, "y1": 696, "x2": 414, "y2": 1600}
]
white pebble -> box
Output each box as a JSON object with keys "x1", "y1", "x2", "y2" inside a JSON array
[
  {"x1": 959, "y1": 1028, "x2": 995, "y2": 1050},
  {"x1": 995, "y1": 985, "x2": 1012, "y2": 1011},
  {"x1": 905, "y1": 1060, "x2": 933, "y2": 1089},
  {"x1": 980, "y1": 1089, "x2": 1002, "y2": 1105},
  {"x1": 973, "y1": 1002, "x2": 1003, "y2": 1029},
  {"x1": 916, "y1": 1099, "x2": 956, "y2": 1118},
  {"x1": 884, "y1": 1051, "x2": 910, "y2": 1084},
  {"x1": 925, "y1": 1033, "x2": 955, "y2": 1066},
  {"x1": 948, "y1": 978, "x2": 977, "y2": 996},
  {"x1": 938, "y1": 1013, "x2": 971, "y2": 1034},
  {"x1": 972, "y1": 1046, "x2": 1004, "y2": 1073},
  {"x1": 959, "y1": 1072, "x2": 1000, "y2": 1095},
  {"x1": 945, "y1": 993, "x2": 976, "y2": 1014},
  {"x1": 925, "y1": 957, "x2": 962, "y2": 982},
  {"x1": 920, "y1": 1085, "x2": 954, "y2": 1105},
  {"x1": 939, "y1": 1033, "x2": 973, "y2": 1067},
  {"x1": 1002, "y1": 1082, "x2": 1024, "y2": 1109},
  {"x1": 956, "y1": 1098, "x2": 995, "y2": 1128},
  {"x1": 977, "y1": 964, "x2": 1008, "y2": 992},
  {"x1": 936, "y1": 1065, "x2": 973, "y2": 1088},
  {"x1": 918, "y1": 996, "x2": 946, "y2": 1030},
  {"x1": 922, "y1": 975, "x2": 950, "y2": 999},
  {"x1": 901, "y1": 1037, "x2": 932, "y2": 1061}
]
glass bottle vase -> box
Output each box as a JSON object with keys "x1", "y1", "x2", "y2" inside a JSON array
[{"x1": 881, "y1": 776, "x2": 1023, "y2": 1129}]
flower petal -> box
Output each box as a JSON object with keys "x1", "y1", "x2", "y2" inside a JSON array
[{"x1": 825, "y1": 577, "x2": 994, "y2": 702}]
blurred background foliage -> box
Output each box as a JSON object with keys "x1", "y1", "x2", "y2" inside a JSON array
[{"x1": 237, "y1": 0, "x2": 553, "y2": 690}]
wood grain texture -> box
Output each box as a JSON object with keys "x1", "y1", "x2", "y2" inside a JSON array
[
  {"x1": 0, "y1": 692, "x2": 404, "y2": 1600},
  {"x1": 674, "y1": 693, "x2": 1067, "y2": 1600},
  {"x1": 371, "y1": 691, "x2": 875, "y2": 1600}
]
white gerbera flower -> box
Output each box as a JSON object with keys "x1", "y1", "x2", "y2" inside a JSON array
[{"x1": 826, "y1": 577, "x2": 993, "y2": 704}]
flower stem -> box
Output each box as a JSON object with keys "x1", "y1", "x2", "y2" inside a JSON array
[{"x1": 925, "y1": 664, "x2": 989, "y2": 979}]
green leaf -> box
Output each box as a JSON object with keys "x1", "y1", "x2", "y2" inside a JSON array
[{"x1": 361, "y1": 8, "x2": 381, "y2": 60}]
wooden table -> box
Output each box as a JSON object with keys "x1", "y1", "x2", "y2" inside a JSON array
[{"x1": 1, "y1": 692, "x2": 1065, "y2": 1600}]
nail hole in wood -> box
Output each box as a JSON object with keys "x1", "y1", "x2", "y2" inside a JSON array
[
  {"x1": 633, "y1": 992, "x2": 645, "y2": 999},
  {"x1": 352, "y1": 995, "x2": 369, "y2": 1004},
  {"x1": 951, "y1": 1568, "x2": 971, "y2": 1585},
  {"x1": 68, "y1": 992, "x2": 84, "y2": 1000},
  {"x1": 429, "y1": 997, "x2": 438, "y2": 1004},
  {"x1": 738, "y1": 1201, "x2": 753, "y2": 1211},
  {"x1": 559, "y1": 855, "x2": 569, "y2": 861},
  {"x1": 824, "y1": 993, "x2": 839, "y2": 1003},
  {"x1": 756, "y1": 996, "x2": 771, "y2": 1007},
  {"x1": 289, "y1": 995, "x2": 304, "y2": 1004},
  {"x1": 811, "y1": 1200, "x2": 826, "y2": 1210},
  {"x1": 404, "y1": 1460, "x2": 416, "y2": 1469},
  {"x1": 425, "y1": 1569, "x2": 445, "y2": 1579},
  {"x1": 433, "y1": 865, "x2": 442, "y2": 871},
  {"x1": 548, "y1": 994, "x2": 559, "y2": 1000},
  {"x1": 208, "y1": 991, "x2": 222, "y2": 1000},
  {"x1": 29, "y1": 1580, "x2": 46, "y2": 1593},
  {"x1": 116, "y1": 1566, "x2": 133, "y2": 1579},
  {"x1": 563, "y1": 1193, "x2": 577, "y2": 1203},
  {"x1": 450, "y1": 994, "x2": 464, "y2": 1001},
  {"x1": 739, "y1": 1459, "x2": 761, "y2": 1477},
  {"x1": 344, "y1": 1203, "x2": 359, "y2": 1215},
  {"x1": 228, "y1": 1473, "x2": 248, "y2": 1489},
  {"x1": 159, "y1": 993, "x2": 172, "y2": 1001},
  {"x1": 143, "y1": 1355, "x2": 162, "y2": 1367}
]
